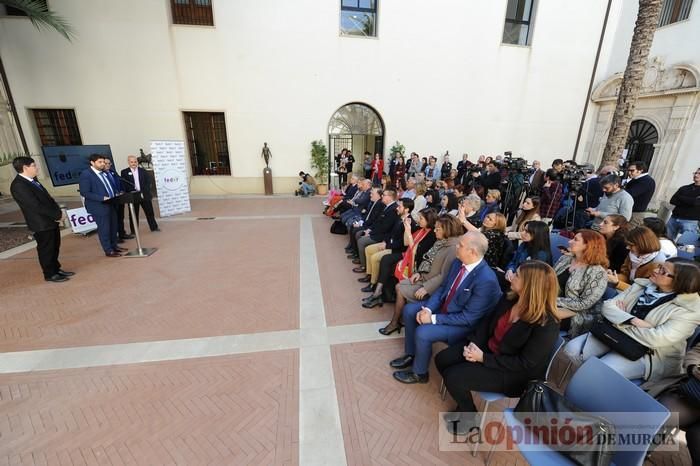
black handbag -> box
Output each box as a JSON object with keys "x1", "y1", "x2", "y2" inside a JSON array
[
  {"x1": 330, "y1": 220, "x2": 348, "y2": 235},
  {"x1": 515, "y1": 381, "x2": 615, "y2": 466},
  {"x1": 590, "y1": 318, "x2": 651, "y2": 361}
]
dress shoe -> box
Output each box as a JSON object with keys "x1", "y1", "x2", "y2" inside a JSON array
[
  {"x1": 115, "y1": 247, "x2": 129, "y2": 252},
  {"x1": 444, "y1": 413, "x2": 478, "y2": 435},
  {"x1": 393, "y1": 370, "x2": 429, "y2": 384},
  {"x1": 352, "y1": 266, "x2": 366, "y2": 273},
  {"x1": 360, "y1": 284, "x2": 375, "y2": 293},
  {"x1": 347, "y1": 254, "x2": 358, "y2": 260},
  {"x1": 357, "y1": 275, "x2": 371, "y2": 283},
  {"x1": 151, "y1": 228, "x2": 161, "y2": 232},
  {"x1": 121, "y1": 234, "x2": 135, "y2": 240},
  {"x1": 389, "y1": 355, "x2": 414, "y2": 369},
  {"x1": 361, "y1": 295, "x2": 383, "y2": 308},
  {"x1": 351, "y1": 258, "x2": 361, "y2": 265},
  {"x1": 45, "y1": 274, "x2": 69, "y2": 283},
  {"x1": 105, "y1": 251, "x2": 122, "y2": 257},
  {"x1": 57, "y1": 270, "x2": 75, "y2": 277},
  {"x1": 344, "y1": 246, "x2": 353, "y2": 253},
  {"x1": 378, "y1": 323, "x2": 403, "y2": 336}
]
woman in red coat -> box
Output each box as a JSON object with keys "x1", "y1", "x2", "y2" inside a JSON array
[{"x1": 370, "y1": 153, "x2": 384, "y2": 186}]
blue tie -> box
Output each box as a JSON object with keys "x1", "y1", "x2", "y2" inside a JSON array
[
  {"x1": 100, "y1": 172, "x2": 115, "y2": 197},
  {"x1": 31, "y1": 179, "x2": 44, "y2": 191}
]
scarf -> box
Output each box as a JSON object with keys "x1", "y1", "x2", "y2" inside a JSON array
[
  {"x1": 394, "y1": 228, "x2": 431, "y2": 281},
  {"x1": 628, "y1": 251, "x2": 660, "y2": 279},
  {"x1": 416, "y1": 238, "x2": 449, "y2": 275},
  {"x1": 631, "y1": 284, "x2": 676, "y2": 320}
]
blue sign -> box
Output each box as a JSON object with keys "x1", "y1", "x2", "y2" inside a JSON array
[{"x1": 41, "y1": 145, "x2": 114, "y2": 187}]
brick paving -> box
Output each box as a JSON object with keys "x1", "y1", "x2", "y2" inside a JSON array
[
  {"x1": 312, "y1": 216, "x2": 394, "y2": 327},
  {"x1": 0, "y1": 218, "x2": 299, "y2": 352},
  {"x1": 0, "y1": 350, "x2": 299, "y2": 465}
]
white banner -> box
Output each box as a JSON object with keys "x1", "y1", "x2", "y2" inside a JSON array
[
  {"x1": 66, "y1": 207, "x2": 97, "y2": 234},
  {"x1": 150, "y1": 140, "x2": 191, "y2": 217}
]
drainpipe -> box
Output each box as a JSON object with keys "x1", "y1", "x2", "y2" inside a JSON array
[
  {"x1": 0, "y1": 55, "x2": 29, "y2": 154},
  {"x1": 573, "y1": 0, "x2": 613, "y2": 162}
]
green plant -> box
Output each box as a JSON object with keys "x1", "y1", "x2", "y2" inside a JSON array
[
  {"x1": 310, "y1": 140, "x2": 329, "y2": 184},
  {"x1": 1, "y1": 0, "x2": 75, "y2": 40},
  {"x1": 390, "y1": 141, "x2": 405, "y2": 156}
]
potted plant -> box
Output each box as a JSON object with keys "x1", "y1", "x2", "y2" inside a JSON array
[{"x1": 310, "y1": 140, "x2": 329, "y2": 195}]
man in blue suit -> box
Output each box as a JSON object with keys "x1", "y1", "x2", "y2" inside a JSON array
[
  {"x1": 391, "y1": 231, "x2": 502, "y2": 384},
  {"x1": 79, "y1": 154, "x2": 127, "y2": 257}
]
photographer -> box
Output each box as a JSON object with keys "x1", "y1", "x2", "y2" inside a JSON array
[
  {"x1": 296, "y1": 171, "x2": 316, "y2": 197},
  {"x1": 553, "y1": 164, "x2": 602, "y2": 230},
  {"x1": 481, "y1": 162, "x2": 502, "y2": 191},
  {"x1": 587, "y1": 174, "x2": 633, "y2": 231}
]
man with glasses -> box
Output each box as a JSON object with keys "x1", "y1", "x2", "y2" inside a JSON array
[
  {"x1": 587, "y1": 174, "x2": 634, "y2": 231},
  {"x1": 667, "y1": 168, "x2": 700, "y2": 248},
  {"x1": 625, "y1": 161, "x2": 656, "y2": 227}
]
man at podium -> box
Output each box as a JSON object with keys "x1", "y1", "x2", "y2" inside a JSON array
[{"x1": 78, "y1": 154, "x2": 127, "y2": 257}]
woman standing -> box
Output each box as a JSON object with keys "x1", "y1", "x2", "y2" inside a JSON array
[
  {"x1": 507, "y1": 196, "x2": 541, "y2": 241},
  {"x1": 394, "y1": 156, "x2": 407, "y2": 189},
  {"x1": 363, "y1": 152, "x2": 372, "y2": 179},
  {"x1": 370, "y1": 153, "x2": 384, "y2": 186},
  {"x1": 553, "y1": 230, "x2": 609, "y2": 337},
  {"x1": 599, "y1": 214, "x2": 630, "y2": 272},
  {"x1": 436, "y1": 260, "x2": 560, "y2": 434}
]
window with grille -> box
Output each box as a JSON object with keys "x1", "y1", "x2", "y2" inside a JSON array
[
  {"x1": 658, "y1": 0, "x2": 693, "y2": 26},
  {"x1": 502, "y1": 0, "x2": 535, "y2": 46},
  {"x1": 340, "y1": 0, "x2": 377, "y2": 37},
  {"x1": 183, "y1": 112, "x2": 231, "y2": 176},
  {"x1": 32, "y1": 109, "x2": 82, "y2": 146},
  {"x1": 171, "y1": 0, "x2": 214, "y2": 26}
]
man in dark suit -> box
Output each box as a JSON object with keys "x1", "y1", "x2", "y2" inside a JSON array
[
  {"x1": 120, "y1": 155, "x2": 160, "y2": 233},
  {"x1": 390, "y1": 231, "x2": 502, "y2": 384},
  {"x1": 346, "y1": 186, "x2": 383, "y2": 256},
  {"x1": 79, "y1": 153, "x2": 126, "y2": 257},
  {"x1": 102, "y1": 158, "x2": 133, "y2": 243},
  {"x1": 528, "y1": 160, "x2": 545, "y2": 195},
  {"x1": 481, "y1": 162, "x2": 502, "y2": 191},
  {"x1": 10, "y1": 157, "x2": 74, "y2": 282},
  {"x1": 353, "y1": 188, "x2": 399, "y2": 273},
  {"x1": 624, "y1": 160, "x2": 656, "y2": 227}
]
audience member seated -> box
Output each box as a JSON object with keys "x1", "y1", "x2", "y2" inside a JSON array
[
  {"x1": 345, "y1": 187, "x2": 383, "y2": 256},
  {"x1": 607, "y1": 226, "x2": 665, "y2": 291},
  {"x1": 389, "y1": 232, "x2": 502, "y2": 384},
  {"x1": 351, "y1": 189, "x2": 399, "y2": 273},
  {"x1": 380, "y1": 215, "x2": 464, "y2": 335},
  {"x1": 599, "y1": 214, "x2": 630, "y2": 272},
  {"x1": 480, "y1": 189, "x2": 501, "y2": 222},
  {"x1": 644, "y1": 217, "x2": 678, "y2": 259},
  {"x1": 553, "y1": 230, "x2": 609, "y2": 337},
  {"x1": 411, "y1": 183, "x2": 428, "y2": 221},
  {"x1": 438, "y1": 192, "x2": 458, "y2": 216},
  {"x1": 435, "y1": 260, "x2": 560, "y2": 434},
  {"x1": 506, "y1": 196, "x2": 541, "y2": 241},
  {"x1": 403, "y1": 177, "x2": 417, "y2": 200},
  {"x1": 504, "y1": 221, "x2": 552, "y2": 284},
  {"x1": 564, "y1": 258, "x2": 700, "y2": 384},
  {"x1": 588, "y1": 174, "x2": 634, "y2": 230},
  {"x1": 336, "y1": 178, "x2": 371, "y2": 218},
  {"x1": 456, "y1": 194, "x2": 483, "y2": 230},
  {"x1": 461, "y1": 209, "x2": 507, "y2": 268},
  {"x1": 361, "y1": 199, "x2": 420, "y2": 308},
  {"x1": 658, "y1": 340, "x2": 700, "y2": 465}
]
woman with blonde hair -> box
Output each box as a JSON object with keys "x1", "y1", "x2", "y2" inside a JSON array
[
  {"x1": 608, "y1": 226, "x2": 665, "y2": 291},
  {"x1": 436, "y1": 260, "x2": 560, "y2": 434},
  {"x1": 411, "y1": 183, "x2": 428, "y2": 222},
  {"x1": 480, "y1": 189, "x2": 501, "y2": 222},
  {"x1": 461, "y1": 210, "x2": 507, "y2": 268},
  {"x1": 507, "y1": 196, "x2": 541, "y2": 241}
]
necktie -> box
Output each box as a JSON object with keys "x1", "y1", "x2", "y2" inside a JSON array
[
  {"x1": 31, "y1": 179, "x2": 44, "y2": 191},
  {"x1": 100, "y1": 172, "x2": 115, "y2": 197},
  {"x1": 441, "y1": 266, "x2": 468, "y2": 313}
]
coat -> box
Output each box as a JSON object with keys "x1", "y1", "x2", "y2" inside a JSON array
[
  {"x1": 602, "y1": 279, "x2": 700, "y2": 387},
  {"x1": 553, "y1": 255, "x2": 608, "y2": 337},
  {"x1": 10, "y1": 176, "x2": 62, "y2": 232},
  {"x1": 615, "y1": 252, "x2": 666, "y2": 291},
  {"x1": 398, "y1": 236, "x2": 460, "y2": 298}
]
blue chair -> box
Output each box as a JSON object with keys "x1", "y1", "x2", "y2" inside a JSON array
[
  {"x1": 602, "y1": 286, "x2": 619, "y2": 301},
  {"x1": 550, "y1": 234, "x2": 571, "y2": 264},
  {"x1": 440, "y1": 335, "x2": 566, "y2": 459},
  {"x1": 502, "y1": 357, "x2": 670, "y2": 466}
]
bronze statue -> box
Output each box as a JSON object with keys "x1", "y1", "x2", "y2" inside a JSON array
[
  {"x1": 138, "y1": 148, "x2": 153, "y2": 169},
  {"x1": 261, "y1": 143, "x2": 272, "y2": 169}
]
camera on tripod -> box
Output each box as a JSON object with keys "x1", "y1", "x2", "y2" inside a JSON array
[{"x1": 560, "y1": 162, "x2": 591, "y2": 191}]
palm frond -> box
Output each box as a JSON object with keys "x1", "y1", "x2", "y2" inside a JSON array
[{"x1": 2, "y1": 0, "x2": 75, "y2": 41}]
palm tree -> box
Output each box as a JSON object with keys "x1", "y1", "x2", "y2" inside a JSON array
[
  {"x1": 1, "y1": 0, "x2": 74, "y2": 40},
  {"x1": 598, "y1": 0, "x2": 662, "y2": 170}
]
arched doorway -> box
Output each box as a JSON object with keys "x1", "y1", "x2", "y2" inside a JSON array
[
  {"x1": 328, "y1": 103, "x2": 384, "y2": 186},
  {"x1": 625, "y1": 119, "x2": 658, "y2": 167}
]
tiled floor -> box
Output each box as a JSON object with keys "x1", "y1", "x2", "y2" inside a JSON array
[{"x1": 0, "y1": 196, "x2": 692, "y2": 465}]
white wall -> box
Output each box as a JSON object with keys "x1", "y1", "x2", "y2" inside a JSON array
[{"x1": 1, "y1": 0, "x2": 612, "y2": 194}]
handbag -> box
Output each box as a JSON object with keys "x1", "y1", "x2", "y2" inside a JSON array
[
  {"x1": 590, "y1": 318, "x2": 651, "y2": 361},
  {"x1": 515, "y1": 381, "x2": 615, "y2": 466},
  {"x1": 330, "y1": 220, "x2": 347, "y2": 235},
  {"x1": 678, "y1": 376, "x2": 700, "y2": 407}
]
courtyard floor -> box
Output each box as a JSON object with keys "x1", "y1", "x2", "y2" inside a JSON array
[{"x1": 0, "y1": 196, "x2": 691, "y2": 465}]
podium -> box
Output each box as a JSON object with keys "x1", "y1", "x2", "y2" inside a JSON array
[{"x1": 107, "y1": 192, "x2": 158, "y2": 258}]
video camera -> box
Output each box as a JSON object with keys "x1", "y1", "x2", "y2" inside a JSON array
[{"x1": 560, "y1": 162, "x2": 592, "y2": 191}]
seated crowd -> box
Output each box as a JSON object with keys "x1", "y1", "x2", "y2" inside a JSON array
[{"x1": 321, "y1": 156, "x2": 700, "y2": 460}]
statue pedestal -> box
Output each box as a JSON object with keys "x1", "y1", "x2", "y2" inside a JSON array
[{"x1": 263, "y1": 168, "x2": 273, "y2": 195}]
